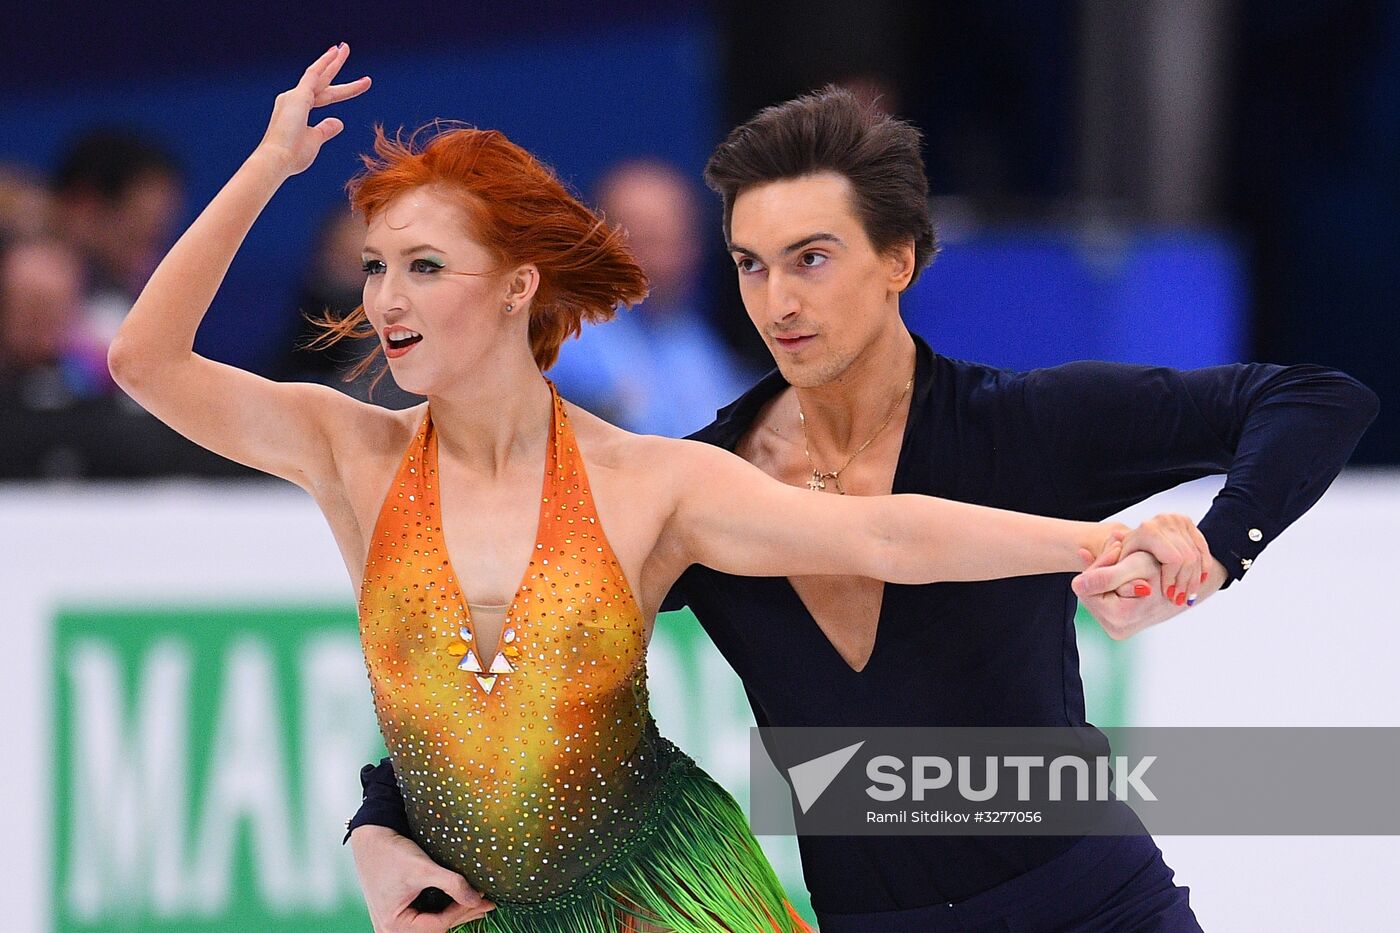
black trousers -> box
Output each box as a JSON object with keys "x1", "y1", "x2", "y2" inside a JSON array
[{"x1": 815, "y1": 833, "x2": 1203, "y2": 933}]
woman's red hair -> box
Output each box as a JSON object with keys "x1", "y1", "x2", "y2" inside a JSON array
[{"x1": 305, "y1": 123, "x2": 648, "y2": 377}]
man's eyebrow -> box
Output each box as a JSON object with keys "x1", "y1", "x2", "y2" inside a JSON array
[
  {"x1": 782, "y1": 233, "x2": 844, "y2": 254},
  {"x1": 727, "y1": 233, "x2": 845, "y2": 256}
]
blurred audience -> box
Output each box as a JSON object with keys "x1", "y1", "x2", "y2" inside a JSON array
[
  {"x1": 549, "y1": 158, "x2": 755, "y2": 436},
  {"x1": 273, "y1": 206, "x2": 421, "y2": 409},
  {"x1": 0, "y1": 234, "x2": 250, "y2": 479},
  {"x1": 50, "y1": 128, "x2": 184, "y2": 348}
]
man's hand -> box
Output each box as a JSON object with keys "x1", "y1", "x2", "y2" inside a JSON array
[
  {"x1": 1072, "y1": 540, "x2": 1228, "y2": 640},
  {"x1": 350, "y1": 825, "x2": 493, "y2": 932}
]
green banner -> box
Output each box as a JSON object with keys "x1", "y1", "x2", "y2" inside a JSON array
[{"x1": 54, "y1": 604, "x2": 380, "y2": 931}]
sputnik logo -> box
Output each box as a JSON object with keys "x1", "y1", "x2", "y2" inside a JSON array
[{"x1": 786, "y1": 741, "x2": 866, "y2": 813}]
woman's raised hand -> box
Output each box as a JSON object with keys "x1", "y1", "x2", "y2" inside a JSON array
[{"x1": 257, "y1": 43, "x2": 371, "y2": 178}]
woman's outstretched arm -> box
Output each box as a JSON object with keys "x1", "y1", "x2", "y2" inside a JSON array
[
  {"x1": 107, "y1": 45, "x2": 372, "y2": 492},
  {"x1": 662, "y1": 439, "x2": 1198, "y2": 586}
]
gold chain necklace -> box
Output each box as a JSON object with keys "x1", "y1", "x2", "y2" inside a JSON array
[{"x1": 798, "y1": 372, "x2": 913, "y2": 494}]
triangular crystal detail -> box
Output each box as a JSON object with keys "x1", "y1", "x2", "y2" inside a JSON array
[
  {"x1": 475, "y1": 674, "x2": 498, "y2": 693},
  {"x1": 488, "y1": 652, "x2": 514, "y2": 674},
  {"x1": 458, "y1": 650, "x2": 483, "y2": 673}
]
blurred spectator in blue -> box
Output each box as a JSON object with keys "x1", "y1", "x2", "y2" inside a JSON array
[
  {"x1": 50, "y1": 128, "x2": 184, "y2": 348},
  {"x1": 549, "y1": 159, "x2": 755, "y2": 436},
  {"x1": 0, "y1": 237, "x2": 111, "y2": 406},
  {"x1": 272, "y1": 205, "x2": 421, "y2": 409}
]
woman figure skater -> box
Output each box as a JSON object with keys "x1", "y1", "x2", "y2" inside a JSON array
[{"x1": 110, "y1": 46, "x2": 1172, "y2": 932}]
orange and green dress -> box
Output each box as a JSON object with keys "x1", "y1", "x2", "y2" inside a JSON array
[{"x1": 358, "y1": 382, "x2": 809, "y2": 932}]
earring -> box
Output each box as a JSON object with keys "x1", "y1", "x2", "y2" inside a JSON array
[{"x1": 505, "y1": 303, "x2": 514, "y2": 313}]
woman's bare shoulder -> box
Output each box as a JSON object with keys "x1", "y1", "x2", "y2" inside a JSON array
[
  {"x1": 563, "y1": 400, "x2": 711, "y2": 474},
  {"x1": 309, "y1": 398, "x2": 431, "y2": 571},
  {"x1": 318, "y1": 397, "x2": 429, "y2": 501},
  {"x1": 319, "y1": 395, "x2": 424, "y2": 457}
]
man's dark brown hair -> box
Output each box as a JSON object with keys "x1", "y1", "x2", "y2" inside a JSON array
[{"x1": 703, "y1": 85, "x2": 938, "y2": 288}]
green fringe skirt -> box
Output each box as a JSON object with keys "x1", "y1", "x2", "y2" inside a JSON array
[{"x1": 451, "y1": 759, "x2": 810, "y2": 933}]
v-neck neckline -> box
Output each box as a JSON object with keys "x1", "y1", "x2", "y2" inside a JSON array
[
  {"x1": 782, "y1": 576, "x2": 889, "y2": 674},
  {"x1": 427, "y1": 386, "x2": 558, "y2": 667},
  {"x1": 769, "y1": 346, "x2": 932, "y2": 676}
]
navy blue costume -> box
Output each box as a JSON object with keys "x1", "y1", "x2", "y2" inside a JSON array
[{"x1": 351, "y1": 336, "x2": 1377, "y2": 931}]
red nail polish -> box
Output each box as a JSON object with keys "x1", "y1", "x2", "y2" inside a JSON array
[
  {"x1": 1134, "y1": 583, "x2": 1151, "y2": 597},
  {"x1": 1166, "y1": 585, "x2": 1176, "y2": 599},
  {"x1": 1175, "y1": 592, "x2": 1187, "y2": 606},
  {"x1": 1201, "y1": 571, "x2": 1209, "y2": 583}
]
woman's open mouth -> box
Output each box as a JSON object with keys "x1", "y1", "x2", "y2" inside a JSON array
[{"x1": 384, "y1": 328, "x2": 423, "y2": 358}]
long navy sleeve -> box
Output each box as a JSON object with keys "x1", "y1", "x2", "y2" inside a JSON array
[{"x1": 1019, "y1": 361, "x2": 1379, "y2": 584}]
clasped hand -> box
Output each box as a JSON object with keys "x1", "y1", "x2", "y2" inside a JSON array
[{"x1": 1075, "y1": 513, "x2": 1225, "y2": 640}]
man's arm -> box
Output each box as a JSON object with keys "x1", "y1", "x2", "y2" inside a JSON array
[
  {"x1": 345, "y1": 759, "x2": 492, "y2": 930},
  {"x1": 1022, "y1": 360, "x2": 1379, "y2": 589}
]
